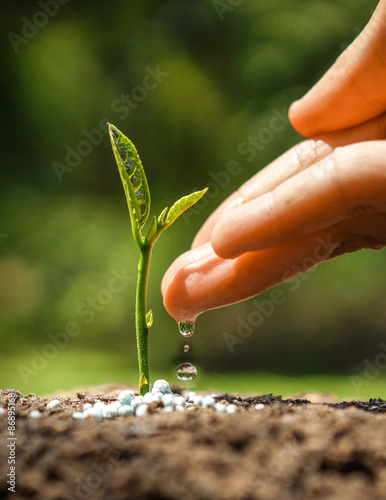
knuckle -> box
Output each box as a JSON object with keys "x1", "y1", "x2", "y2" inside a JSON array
[
  {"x1": 294, "y1": 140, "x2": 331, "y2": 171},
  {"x1": 330, "y1": 234, "x2": 386, "y2": 258}
]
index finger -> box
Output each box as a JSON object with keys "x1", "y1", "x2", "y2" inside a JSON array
[
  {"x1": 192, "y1": 139, "x2": 333, "y2": 247},
  {"x1": 193, "y1": 108, "x2": 386, "y2": 248}
]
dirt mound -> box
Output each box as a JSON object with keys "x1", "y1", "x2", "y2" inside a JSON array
[{"x1": 1, "y1": 388, "x2": 385, "y2": 500}]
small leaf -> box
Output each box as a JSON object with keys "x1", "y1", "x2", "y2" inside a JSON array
[
  {"x1": 157, "y1": 207, "x2": 169, "y2": 226},
  {"x1": 162, "y1": 188, "x2": 208, "y2": 229},
  {"x1": 145, "y1": 216, "x2": 157, "y2": 243},
  {"x1": 108, "y1": 124, "x2": 150, "y2": 229},
  {"x1": 139, "y1": 373, "x2": 149, "y2": 395},
  {"x1": 146, "y1": 310, "x2": 153, "y2": 329}
]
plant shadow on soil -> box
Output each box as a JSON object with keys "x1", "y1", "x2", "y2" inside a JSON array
[{"x1": 1, "y1": 386, "x2": 386, "y2": 500}]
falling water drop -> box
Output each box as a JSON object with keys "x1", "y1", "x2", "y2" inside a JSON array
[
  {"x1": 176, "y1": 362, "x2": 197, "y2": 381},
  {"x1": 178, "y1": 321, "x2": 195, "y2": 337},
  {"x1": 183, "y1": 344, "x2": 190, "y2": 353}
]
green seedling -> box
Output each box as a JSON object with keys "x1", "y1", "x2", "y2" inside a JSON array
[{"x1": 108, "y1": 124, "x2": 207, "y2": 395}]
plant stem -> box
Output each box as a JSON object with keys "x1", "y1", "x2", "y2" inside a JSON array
[{"x1": 136, "y1": 243, "x2": 153, "y2": 395}]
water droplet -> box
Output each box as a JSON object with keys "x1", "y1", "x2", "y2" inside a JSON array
[
  {"x1": 176, "y1": 362, "x2": 197, "y2": 381},
  {"x1": 178, "y1": 321, "x2": 195, "y2": 337},
  {"x1": 183, "y1": 344, "x2": 190, "y2": 353}
]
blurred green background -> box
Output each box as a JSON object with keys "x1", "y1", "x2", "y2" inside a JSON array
[{"x1": 1, "y1": 0, "x2": 385, "y2": 399}]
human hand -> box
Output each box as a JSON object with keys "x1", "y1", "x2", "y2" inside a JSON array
[{"x1": 162, "y1": 1, "x2": 386, "y2": 322}]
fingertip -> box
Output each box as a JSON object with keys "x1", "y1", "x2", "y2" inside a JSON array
[
  {"x1": 161, "y1": 269, "x2": 188, "y2": 322},
  {"x1": 162, "y1": 262, "x2": 202, "y2": 323},
  {"x1": 161, "y1": 243, "x2": 215, "y2": 320},
  {"x1": 162, "y1": 279, "x2": 184, "y2": 323},
  {"x1": 161, "y1": 250, "x2": 187, "y2": 296},
  {"x1": 289, "y1": 99, "x2": 308, "y2": 136}
]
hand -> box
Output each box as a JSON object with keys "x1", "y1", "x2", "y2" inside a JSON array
[{"x1": 161, "y1": 2, "x2": 386, "y2": 322}]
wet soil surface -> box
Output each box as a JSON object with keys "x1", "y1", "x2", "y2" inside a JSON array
[{"x1": 1, "y1": 387, "x2": 386, "y2": 500}]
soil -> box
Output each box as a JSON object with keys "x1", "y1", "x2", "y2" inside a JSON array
[{"x1": 1, "y1": 386, "x2": 386, "y2": 500}]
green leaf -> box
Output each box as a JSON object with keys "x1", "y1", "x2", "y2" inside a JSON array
[
  {"x1": 162, "y1": 188, "x2": 208, "y2": 230},
  {"x1": 144, "y1": 216, "x2": 157, "y2": 244},
  {"x1": 139, "y1": 372, "x2": 149, "y2": 395},
  {"x1": 157, "y1": 207, "x2": 168, "y2": 226},
  {"x1": 146, "y1": 310, "x2": 153, "y2": 329},
  {"x1": 108, "y1": 124, "x2": 150, "y2": 230}
]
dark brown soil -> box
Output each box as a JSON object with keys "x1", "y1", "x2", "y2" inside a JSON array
[{"x1": 1, "y1": 387, "x2": 386, "y2": 500}]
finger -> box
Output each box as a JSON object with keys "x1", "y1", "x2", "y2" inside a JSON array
[
  {"x1": 192, "y1": 139, "x2": 334, "y2": 248},
  {"x1": 211, "y1": 141, "x2": 386, "y2": 259},
  {"x1": 193, "y1": 111, "x2": 386, "y2": 249},
  {"x1": 162, "y1": 213, "x2": 386, "y2": 321},
  {"x1": 289, "y1": 0, "x2": 386, "y2": 136},
  {"x1": 317, "y1": 110, "x2": 386, "y2": 147},
  {"x1": 161, "y1": 242, "x2": 214, "y2": 297}
]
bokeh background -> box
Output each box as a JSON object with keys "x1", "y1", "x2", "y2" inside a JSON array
[{"x1": 1, "y1": 0, "x2": 385, "y2": 398}]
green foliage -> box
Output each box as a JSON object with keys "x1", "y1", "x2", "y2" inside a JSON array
[
  {"x1": 109, "y1": 124, "x2": 207, "y2": 394},
  {"x1": 109, "y1": 124, "x2": 150, "y2": 233},
  {"x1": 109, "y1": 124, "x2": 207, "y2": 245},
  {"x1": 161, "y1": 192, "x2": 209, "y2": 230},
  {"x1": 0, "y1": 1, "x2": 384, "y2": 395}
]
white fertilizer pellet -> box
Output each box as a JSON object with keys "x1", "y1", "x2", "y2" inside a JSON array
[
  {"x1": 202, "y1": 396, "x2": 215, "y2": 408},
  {"x1": 151, "y1": 391, "x2": 163, "y2": 401},
  {"x1": 151, "y1": 379, "x2": 172, "y2": 395},
  {"x1": 135, "y1": 404, "x2": 148, "y2": 417},
  {"x1": 72, "y1": 412, "x2": 85, "y2": 419},
  {"x1": 103, "y1": 402, "x2": 121, "y2": 418},
  {"x1": 191, "y1": 395, "x2": 203, "y2": 407},
  {"x1": 47, "y1": 399, "x2": 62, "y2": 410},
  {"x1": 130, "y1": 396, "x2": 144, "y2": 409},
  {"x1": 84, "y1": 405, "x2": 104, "y2": 419},
  {"x1": 173, "y1": 395, "x2": 186, "y2": 407},
  {"x1": 161, "y1": 394, "x2": 175, "y2": 407},
  {"x1": 118, "y1": 390, "x2": 135, "y2": 405},
  {"x1": 143, "y1": 393, "x2": 158, "y2": 404},
  {"x1": 62, "y1": 379, "x2": 256, "y2": 420},
  {"x1": 187, "y1": 392, "x2": 196, "y2": 402},
  {"x1": 118, "y1": 405, "x2": 134, "y2": 416},
  {"x1": 29, "y1": 410, "x2": 42, "y2": 418},
  {"x1": 214, "y1": 403, "x2": 227, "y2": 413}
]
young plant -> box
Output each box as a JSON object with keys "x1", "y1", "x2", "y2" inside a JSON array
[{"x1": 108, "y1": 124, "x2": 207, "y2": 395}]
